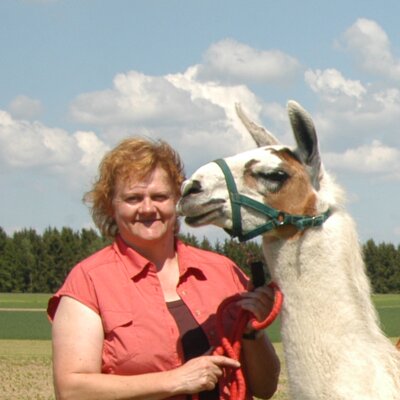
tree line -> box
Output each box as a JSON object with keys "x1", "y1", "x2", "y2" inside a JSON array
[{"x1": 0, "y1": 226, "x2": 399, "y2": 294}]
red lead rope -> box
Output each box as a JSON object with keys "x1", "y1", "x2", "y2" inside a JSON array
[{"x1": 193, "y1": 281, "x2": 283, "y2": 400}]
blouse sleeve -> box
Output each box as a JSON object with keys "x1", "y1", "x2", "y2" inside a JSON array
[{"x1": 47, "y1": 263, "x2": 100, "y2": 321}]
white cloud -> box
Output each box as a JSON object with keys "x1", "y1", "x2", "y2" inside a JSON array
[
  {"x1": 324, "y1": 140, "x2": 400, "y2": 178},
  {"x1": 0, "y1": 110, "x2": 73, "y2": 168},
  {"x1": 8, "y1": 95, "x2": 43, "y2": 120},
  {"x1": 339, "y1": 18, "x2": 400, "y2": 81},
  {"x1": 74, "y1": 131, "x2": 110, "y2": 169},
  {"x1": 70, "y1": 70, "x2": 223, "y2": 128},
  {"x1": 195, "y1": 38, "x2": 301, "y2": 85},
  {"x1": 305, "y1": 68, "x2": 366, "y2": 105},
  {"x1": 303, "y1": 64, "x2": 400, "y2": 151},
  {"x1": 0, "y1": 110, "x2": 108, "y2": 179},
  {"x1": 35, "y1": 20, "x2": 400, "y2": 188},
  {"x1": 67, "y1": 40, "x2": 299, "y2": 165},
  {"x1": 68, "y1": 41, "x2": 400, "y2": 181},
  {"x1": 69, "y1": 66, "x2": 267, "y2": 164},
  {"x1": 166, "y1": 66, "x2": 262, "y2": 136}
]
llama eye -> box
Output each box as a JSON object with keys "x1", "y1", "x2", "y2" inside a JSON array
[{"x1": 257, "y1": 170, "x2": 289, "y2": 183}]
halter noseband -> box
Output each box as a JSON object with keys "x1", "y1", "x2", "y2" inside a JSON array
[{"x1": 214, "y1": 158, "x2": 331, "y2": 242}]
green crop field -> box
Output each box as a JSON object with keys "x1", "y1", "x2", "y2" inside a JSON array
[
  {"x1": 0, "y1": 293, "x2": 51, "y2": 309},
  {"x1": 2, "y1": 293, "x2": 399, "y2": 341},
  {"x1": 372, "y1": 294, "x2": 400, "y2": 337},
  {"x1": 0, "y1": 293, "x2": 399, "y2": 399},
  {"x1": 0, "y1": 293, "x2": 52, "y2": 340}
]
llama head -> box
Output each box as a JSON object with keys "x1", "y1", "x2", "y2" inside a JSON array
[{"x1": 178, "y1": 100, "x2": 331, "y2": 241}]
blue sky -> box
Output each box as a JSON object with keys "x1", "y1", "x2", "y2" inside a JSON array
[{"x1": 2, "y1": 0, "x2": 400, "y2": 245}]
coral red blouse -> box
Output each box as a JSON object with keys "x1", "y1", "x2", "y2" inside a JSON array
[{"x1": 48, "y1": 236, "x2": 249, "y2": 399}]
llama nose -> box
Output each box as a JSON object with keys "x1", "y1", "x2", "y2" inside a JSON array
[{"x1": 181, "y1": 179, "x2": 202, "y2": 197}]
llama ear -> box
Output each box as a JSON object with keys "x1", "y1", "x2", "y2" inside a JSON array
[
  {"x1": 235, "y1": 103, "x2": 280, "y2": 147},
  {"x1": 287, "y1": 100, "x2": 322, "y2": 189}
]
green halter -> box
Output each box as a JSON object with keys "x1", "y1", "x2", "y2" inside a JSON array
[{"x1": 213, "y1": 158, "x2": 331, "y2": 242}]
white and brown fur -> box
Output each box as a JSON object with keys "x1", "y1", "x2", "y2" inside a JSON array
[{"x1": 178, "y1": 101, "x2": 400, "y2": 400}]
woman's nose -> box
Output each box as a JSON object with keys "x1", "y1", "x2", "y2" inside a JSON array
[{"x1": 139, "y1": 197, "x2": 155, "y2": 213}]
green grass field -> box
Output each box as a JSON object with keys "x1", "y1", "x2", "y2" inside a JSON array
[
  {"x1": 0, "y1": 293, "x2": 399, "y2": 399},
  {"x1": 372, "y1": 294, "x2": 400, "y2": 337},
  {"x1": 0, "y1": 293, "x2": 51, "y2": 340},
  {"x1": 0, "y1": 293, "x2": 51, "y2": 309},
  {"x1": 1, "y1": 293, "x2": 399, "y2": 341}
]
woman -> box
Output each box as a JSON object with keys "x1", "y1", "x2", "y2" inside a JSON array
[{"x1": 47, "y1": 137, "x2": 280, "y2": 400}]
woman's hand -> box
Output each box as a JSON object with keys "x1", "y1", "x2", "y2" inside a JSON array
[
  {"x1": 171, "y1": 354, "x2": 240, "y2": 394},
  {"x1": 237, "y1": 284, "x2": 275, "y2": 333}
]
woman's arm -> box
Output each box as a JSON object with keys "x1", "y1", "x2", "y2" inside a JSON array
[
  {"x1": 52, "y1": 296, "x2": 240, "y2": 400},
  {"x1": 241, "y1": 332, "x2": 280, "y2": 399}
]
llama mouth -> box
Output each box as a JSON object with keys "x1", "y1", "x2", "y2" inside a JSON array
[
  {"x1": 184, "y1": 207, "x2": 223, "y2": 227},
  {"x1": 183, "y1": 199, "x2": 223, "y2": 227},
  {"x1": 178, "y1": 197, "x2": 225, "y2": 226}
]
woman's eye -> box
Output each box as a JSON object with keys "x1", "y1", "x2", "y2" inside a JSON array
[
  {"x1": 152, "y1": 194, "x2": 169, "y2": 202},
  {"x1": 126, "y1": 196, "x2": 141, "y2": 203}
]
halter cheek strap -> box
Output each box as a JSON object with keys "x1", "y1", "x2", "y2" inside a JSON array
[{"x1": 213, "y1": 158, "x2": 331, "y2": 242}]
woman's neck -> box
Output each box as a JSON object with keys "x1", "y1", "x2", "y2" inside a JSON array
[
  {"x1": 156, "y1": 253, "x2": 181, "y2": 302},
  {"x1": 122, "y1": 234, "x2": 176, "y2": 269},
  {"x1": 120, "y1": 234, "x2": 181, "y2": 301}
]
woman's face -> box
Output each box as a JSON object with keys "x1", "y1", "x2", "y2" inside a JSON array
[{"x1": 112, "y1": 166, "x2": 178, "y2": 250}]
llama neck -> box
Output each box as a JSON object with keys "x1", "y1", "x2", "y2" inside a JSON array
[
  {"x1": 263, "y1": 210, "x2": 373, "y2": 321},
  {"x1": 263, "y1": 211, "x2": 400, "y2": 399}
]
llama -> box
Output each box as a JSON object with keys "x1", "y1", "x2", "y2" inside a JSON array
[{"x1": 178, "y1": 101, "x2": 400, "y2": 400}]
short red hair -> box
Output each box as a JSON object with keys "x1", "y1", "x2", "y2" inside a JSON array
[{"x1": 84, "y1": 137, "x2": 185, "y2": 238}]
